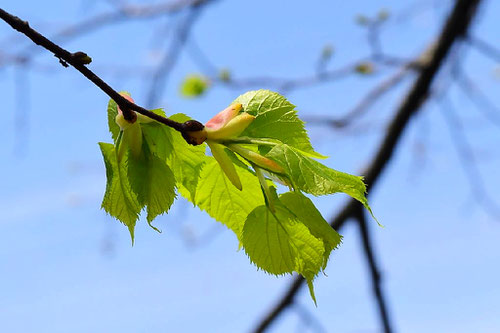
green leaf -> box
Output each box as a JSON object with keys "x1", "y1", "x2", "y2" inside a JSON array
[
  {"x1": 180, "y1": 74, "x2": 209, "y2": 98},
  {"x1": 280, "y1": 192, "x2": 342, "y2": 269},
  {"x1": 142, "y1": 112, "x2": 207, "y2": 201},
  {"x1": 144, "y1": 155, "x2": 176, "y2": 223},
  {"x1": 233, "y1": 90, "x2": 325, "y2": 159},
  {"x1": 99, "y1": 142, "x2": 142, "y2": 241},
  {"x1": 242, "y1": 205, "x2": 324, "y2": 303},
  {"x1": 167, "y1": 114, "x2": 207, "y2": 201},
  {"x1": 141, "y1": 121, "x2": 174, "y2": 162},
  {"x1": 194, "y1": 158, "x2": 264, "y2": 239},
  {"x1": 266, "y1": 143, "x2": 374, "y2": 218},
  {"x1": 127, "y1": 145, "x2": 177, "y2": 225}
]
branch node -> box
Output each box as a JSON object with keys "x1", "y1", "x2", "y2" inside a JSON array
[
  {"x1": 56, "y1": 56, "x2": 69, "y2": 68},
  {"x1": 120, "y1": 106, "x2": 137, "y2": 122},
  {"x1": 181, "y1": 120, "x2": 206, "y2": 145},
  {"x1": 71, "y1": 51, "x2": 92, "y2": 65}
]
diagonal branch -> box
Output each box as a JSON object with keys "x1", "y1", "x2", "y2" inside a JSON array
[
  {"x1": 146, "y1": 2, "x2": 208, "y2": 107},
  {"x1": 354, "y1": 204, "x2": 392, "y2": 333},
  {"x1": 304, "y1": 65, "x2": 413, "y2": 129},
  {"x1": 252, "y1": 0, "x2": 482, "y2": 332},
  {"x1": 0, "y1": 7, "x2": 205, "y2": 143}
]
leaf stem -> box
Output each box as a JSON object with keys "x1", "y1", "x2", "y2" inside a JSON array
[
  {"x1": 221, "y1": 137, "x2": 279, "y2": 146},
  {"x1": 254, "y1": 166, "x2": 275, "y2": 212}
]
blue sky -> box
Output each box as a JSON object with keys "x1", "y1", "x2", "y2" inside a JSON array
[{"x1": 1, "y1": 0, "x2": 500, "y2": 332}]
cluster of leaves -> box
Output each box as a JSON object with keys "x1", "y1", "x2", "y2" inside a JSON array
[{"x1": 100, "y1": 90, "x2": 374, "y2": 303}]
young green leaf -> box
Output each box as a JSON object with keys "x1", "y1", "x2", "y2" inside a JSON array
[
  {"x1": 266, "y1": 143, "x2": 373, "y2": 215},
  {"x1": 279, "y1": 191, "x2": 342, "y2": 269},
  {"x1": 141, "y1": 111, "x2": 207, "y2": 201},
  {"x1": 242, "y1": 204, "x2": 325, "y2": 303},
  {"x1": 99, "y1": 142, "x2": 142, "y2": 240},
  {"x1": 166, "y1": 114, "x2": 207, "y2": 201},
  {"x1": 141, "y1": 121, "x2": 174, "y2": 162},
  {"x1": 127, "y1": 145, "x2": 177, "y2": 225},
  {"x1": 144, "y1": 156, "x2": 176, "y2": 223},
  {"x1": 194, "y1": 158, "x2": 264, "y2": 239},
  {"x1": 233, "y1": 90, "x2": 326, "y2": 159}
]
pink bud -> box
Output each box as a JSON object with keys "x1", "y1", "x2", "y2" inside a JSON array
[
  {"x1": 205, "y1": 103, "x2": 242, "y2": 131},
  {"x1": 205, "y1": 103, "x2": 255, "y2": 140},
  {"x1": 117, "y1": 93, "x2": 134, "y2": 116}
]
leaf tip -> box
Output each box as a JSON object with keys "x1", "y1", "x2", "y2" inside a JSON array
[
  {"x1": 128, "y1": 225, "x2": 135, "y2": 246},
  {"x1": 147, "y1": 220, "x2": 162, "y2": 233},
  {"x1": 307, "y1": 279, "x2": 318, "y2": 306}
]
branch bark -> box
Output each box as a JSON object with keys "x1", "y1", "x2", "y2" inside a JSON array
[{"x1": 252, "y1": 0, "x2": 482, "y2": 332}]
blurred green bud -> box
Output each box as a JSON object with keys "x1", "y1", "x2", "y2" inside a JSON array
[
  {"x1": 377, "y1": 9, "x2": 390, "y2": 22},
  {"x1": 218, "y1": 68, "x2": 231, "y2": 82},
  {"x1": 355, "y1": 62, "x2": 375, "y2": 75},
  {"x1": 321, "y1": 44, "x2": 334, "y2": 60},
  {"x1": 180, "y1": 74, "x2": 210, "y2": 98},
  {"x1": 355, "y1": 14, "x2": 370, "y2": 26}
]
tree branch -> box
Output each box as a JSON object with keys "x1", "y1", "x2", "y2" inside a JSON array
[
  {"x1": 438, "y1": 95, "x2": 500, "y2": 219},
  {"x1": 146, "y1": 2, "x2": 208, "y2": 107},
  {"x1": 354, "y1": 204, "x2": 392, "y2": 333},
  {"x1": 252, "y1": 0, "x2": 482, "y2": 331},
  {"x1": 0, "y1": 7, "x2": 205, "y2": 144},
  {"x1": 304, "y1": 65, "x2": 413, "y2": 129},
  {"x1": 467, "y1": 35, "x2": 500, "y2": 63}
]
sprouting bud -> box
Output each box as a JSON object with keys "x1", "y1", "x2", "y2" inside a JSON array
[
  {"x1": 206, "y1": 103, "x2": 242, "y2": 130},
  {"x1": 116, "y1": 93, "x2": 137, "y2": 126},
  {"x1": 207, "y1": 141, "x2": 242, "y2": 190},
  {"x1": 203, "y1": 103, "x2": 257, "y2": 189},
  {"x1": 205, "y1": 103, "x2": 255, "y2": 140},
  {"x1": 115, "y1": 93, "x2": 143, "y2": 159}
]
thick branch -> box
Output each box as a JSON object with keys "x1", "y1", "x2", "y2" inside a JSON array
[
  {"x1": 252, "y1": 0, "x2": 482, "y2": 332},
  {"x1": 0, "y1": 7, "x2": 204, "y2": 143}
]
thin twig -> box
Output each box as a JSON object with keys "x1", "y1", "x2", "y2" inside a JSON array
[
  {"x1": 438, "y1": 95, "x2": 500, "y2": 219},
  {"x1": 354, "y1": 205, "x2": 392, "y2": 333},
  {"x1": 146, "y1": 1, "x2": 210, "y2": 107},
  {"x1": 293, "y1": 302, "x2": 328, "y2": 333},
  {"x1": 467, "y1": 36, "x2": 500, "y2": 63},
  {"x1": 304, "y1": 66, "x2": 413, "y2": 129},
  {"x1": 12, "y1": 0, "x2": 208, "y2": 54},
  {"x1": 0, "y1": 7, "x2": 206, "y2": 142},
  {"x1": 455, "y1": 71, "x2": 500, "y2": 128}
]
